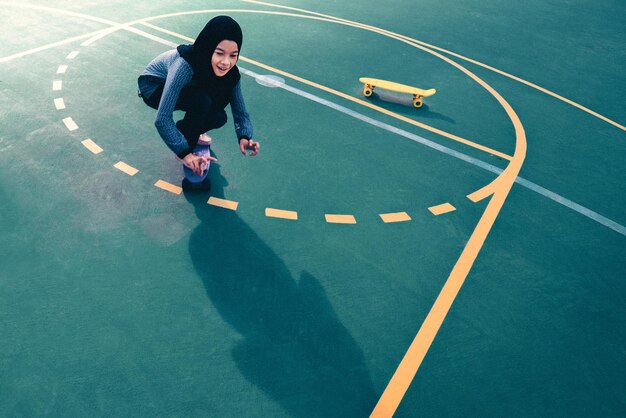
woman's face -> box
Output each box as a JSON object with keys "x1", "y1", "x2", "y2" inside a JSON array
[{"x1": 211, "y1": 40, "x2": 239, "y2": 77}]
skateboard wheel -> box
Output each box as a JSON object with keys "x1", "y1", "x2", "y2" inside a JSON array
[
  {"x1": 413, "y1": 98, "x2": 423, "y2": 108},
  {"x1": 363, "y1": 87, "x2": 373, "y2": 97}
]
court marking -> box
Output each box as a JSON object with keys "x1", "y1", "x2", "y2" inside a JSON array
[
  {"x1": 214, "y1": 4, "x2": 530, "y2": 416},
  {"x1": 0, "y1": 2, "x2": 513, "y2": 161},
  {"x1": 380, "y1": 212, "x2": 412, "y2": 223},
  {"x1": 428, "y1": 203, "x2": 456, "y2": 216},
  {"x1": 2, "y1": 4, "x2": 623, "y2": 416},
  {"x1": 243, "y1": 0, "x2": 626, "y2": 132},
  {"x1": 28, "y1": 13, "x2": 622, "y2": 412},
  {"x1": 266, "y1": 208, "x2": 298, "y2": 220},
  {"x1": 37, "y1": 11, "x2": 510, "y2": 230},
  {"x1": 155, "y1": 180, "x2": 182, "y2": 195},
  {"x1": 54, "y1": 98, "x2": 65, "y2": 110},
  {"x1": 0, "y1": 28, "x2": 111, "y2": 63},
  {"x1": 4, "y1": 0, "x2": 622, "y2": 132},
  {"x1": 325, "y1": 214, "x2": 357, "y2": 224},
  {"x1": 136, "y1": 14, "x2": 511, "y2": 161},
  {"x1": 45, "y1": 10, "x2": 624, "y2": 237},
  {"x1": 28, "y1": 17, "x2": 622, "y2": 413},
  {"x1": 208, "y1": 197, "x2": 239, "y2": 211},
  {"x1": 62, "y1": 117, "x2": 78, "y2": 131},
  {"x1": 36, "y1": 19, "x2": 621, "y2": 236},
  {"x1": 113, "y1": 161, "x2": 139, "y2": 176},
  {"x1": 81, "y1": 139, "x2": 103, "y2": 154},
  {"x1": 4, "y1": 3, "x2": 620, "y2": 237}
]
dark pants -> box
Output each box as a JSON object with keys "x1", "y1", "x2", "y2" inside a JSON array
[{"x1": 141, "y1": 82, "x2": 227, "y2": 149}]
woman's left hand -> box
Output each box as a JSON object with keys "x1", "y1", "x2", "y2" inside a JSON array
[{"x1": 239, "y1": 138, "x2": 260, "y2": 156}]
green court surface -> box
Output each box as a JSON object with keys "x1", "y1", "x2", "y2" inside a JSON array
[{"x1": 1, "y1": 1, "x2": 625, "y2": 416}]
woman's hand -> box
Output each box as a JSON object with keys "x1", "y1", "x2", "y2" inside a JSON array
[
  {"x1": 239, "y1": 138, "x2": 260, "y2": 156},
  {"x1": 182, "y1": 153, "x2": 217, "y2": 176}
]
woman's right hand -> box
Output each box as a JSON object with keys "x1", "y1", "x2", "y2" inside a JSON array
[{"x1": 182, "y1": 153, "x2": 218, "y2": 176}]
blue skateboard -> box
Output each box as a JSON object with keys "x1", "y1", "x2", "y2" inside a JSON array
[{"x1": 182, "y1": 143, "x2": 211, "y2": 191}]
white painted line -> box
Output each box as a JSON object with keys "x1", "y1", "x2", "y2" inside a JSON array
[
  {"x1": 54, "y1": 98, "x2": 65, "y2": 110},
  {"x1": 56, "y1": 65, "x2": 68, "y2": 74},
  {"x1": 42, "y1": 20, "x2": 623, "y2": 238},
  {"x1": 0, "y1": 30, "x2": 101, "y2": 63},
  {"x1": 123, "y1": 26, "x2": 177, "y2": 47},
  {"x1": 66, "y1": 51, "x2": 80, "y2": 59},
  {"x1": 82, "y1": 25, "x2": 126, "y2": 46},
  {"x1": 512, "y1": 177, "x2": 626, "y2": 236},
  {"x1": 255, "y1": 74, "x2": 286, "y2": 88},
  {"x1": 238, "y1": 67, "x2": 626, "y2": 236},
  {"x1": 62, "y1": 117, "x2": 78, "y2": 131},
  {"x1": 0, "y1": 2, "x2": 119, "y2": 25},
  {"x1": 52, "y1": 80, "x2": 62, "y2": 91},
  {"x1": 238, "y1": 68, "x2": 503, "y2": 174}
]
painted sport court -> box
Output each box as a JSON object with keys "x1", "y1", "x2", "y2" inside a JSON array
[{"x1": 1, "y1": 0, "x2": 624, "y2": 416}]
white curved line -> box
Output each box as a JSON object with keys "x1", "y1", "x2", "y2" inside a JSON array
[{"x1": 1, "y1": 2, "x2": 623, "y2": 236}]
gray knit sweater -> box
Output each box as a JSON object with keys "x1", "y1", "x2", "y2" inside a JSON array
[{"x1": 139, "y1": 49, "x2": 253, "y2": 156}]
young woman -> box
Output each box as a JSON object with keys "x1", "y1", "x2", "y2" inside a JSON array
[{"x1": 138, "y1": 15, "x2": 260, "y2": 177}]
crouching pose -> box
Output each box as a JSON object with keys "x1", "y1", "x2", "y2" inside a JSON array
[{"x1": 138, "y1": 15, "x2": 260, "y2": 186}]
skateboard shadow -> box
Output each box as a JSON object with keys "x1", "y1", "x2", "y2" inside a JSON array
[
  {"x1": 183, "y1": 162, "x2": 377, "y2": 416},
  {"x1": 368, "y1": 90, "x2": 456, "y2": 124}
]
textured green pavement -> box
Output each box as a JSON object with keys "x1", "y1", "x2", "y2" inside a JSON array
[{"x1": 1, "y1": 1, "x2": 625, "y2": 416}]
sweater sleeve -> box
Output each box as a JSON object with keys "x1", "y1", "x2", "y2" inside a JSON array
[
  {"x1": 230, "y1": 81, "x2": 254, "y2": 141},
  {"x1": 153, "y1": 58, "x2": 194, "y2": 157}
]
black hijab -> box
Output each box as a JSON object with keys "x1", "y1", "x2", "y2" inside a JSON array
[{"x1": 177, "y1": 16, "x2": 243, "y2": 110}]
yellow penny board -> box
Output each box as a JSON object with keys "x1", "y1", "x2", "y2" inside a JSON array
[{"x1": 359, "y1": 77, "x2": 436, "y2": 108}]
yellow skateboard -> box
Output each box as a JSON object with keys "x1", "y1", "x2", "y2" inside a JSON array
[{"x1": 359, "y1": 77, "x2": 436, "y2": 108}]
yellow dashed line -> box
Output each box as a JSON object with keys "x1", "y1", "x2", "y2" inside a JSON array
[
  {"x1": 428, "y1": 203, "x2": 456, "y2": 215},
  {"x1": 54, "y1": 98, "x2": 65, "y2": 110},
  {"x1": 208, "y1": 196, "x2": 239, "y2": 211},
  {"x1": 62, "y1": 117, "x2": 78, "y2": 131},
  {"x1": 113, "y1": 161, "x2": 138, "y2": 176},
  {"x1": 154, "y1": 180, "x2": 182, "y2": 195},
  {"x1": 266, "y1": 207, "x2": 298, "y2": 220},
  {"x1": 81, "y1": 138, "x2": 102, "y2": 154},
  {"x1": 325, "y1": 214, "x2": 357, "y2": 224},
  {"x1": 380, "y1": 212, "x2": 411, "y2": 223},
  {"x1": 81, "y1": 138, "x2": 104, "y2": 154}
]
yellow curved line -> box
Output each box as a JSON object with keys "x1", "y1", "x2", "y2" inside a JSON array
[
  {"x1": 136, "y1": 13, "x2": 517, "y2": 207},
  {"x1": 129, "y1": 10, "x2": 512, "y2": 160},
  {"x1": 126, "y1": 11, "x2": 527, "y2": 415},
  {"x1": 368, "y1": 38, "x2": 528, "y2": 418},
  {"x1": 1, "y1": 1, "x2": 513, "y2": 159},
  {"x1": 237, "y1": 56, "x2": 511, "y2": 160},
  {"x1": 5, "y1": 4, "x2": 527, "y2": 414},
  {"x1": 236, "y1": 2, "x2": 529, "y2": 416},
  {"x1": 242, "y1": 0, "x2": 626, "y2": 132}
]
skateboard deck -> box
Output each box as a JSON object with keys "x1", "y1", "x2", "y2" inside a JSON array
[
  {"x1": 183, "y1": 143, "x2": 211, "y2": 183},
  {"x1": 359, "y1": 77, "x2": 436, "y2": 108}
]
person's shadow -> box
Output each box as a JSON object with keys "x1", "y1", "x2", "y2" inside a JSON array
[{"x1": 184, "y1": 161, "x2": 377, "y2": 417}]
